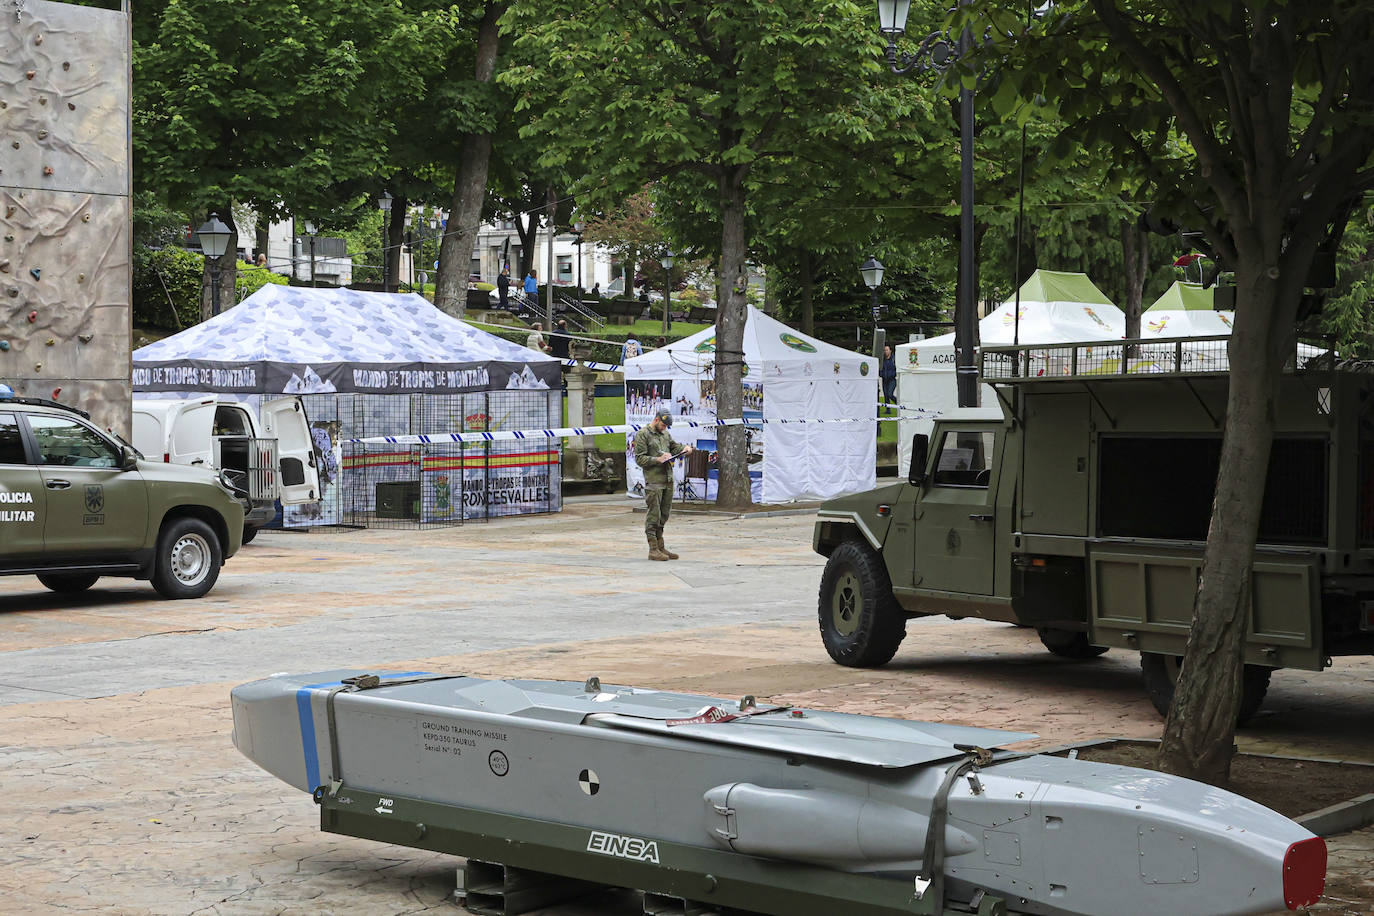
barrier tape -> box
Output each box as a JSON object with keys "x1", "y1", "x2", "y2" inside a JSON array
[{"x1": 345, "y1": 410, "x2": 940, "y2": 445}]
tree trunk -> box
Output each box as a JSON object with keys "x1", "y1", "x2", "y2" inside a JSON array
[
  {"x1": 433, "y1": 0, "x2": 504, "y2": 316},
  {"x1": 200, "y1": 207, "x2": 238, "y2": 322},
  {"x1": 1121, "y1": 217, "x2": 1149, "y2": 339},
  {"x1": 1156, "y1": 268, "x2": 1289, "y2": 784},
  {"x1": 799, "y1": 249, "x2": 814, "y2": 335},
  {"x1": 714, "y1": 168, "x2": 753, "y2": 508},
  {"x1": 387, "y1": 193, "x2": 408, "y2": 293},
  {"x1": 516, "y1": 212, "x2": 536, "y2": 278},
  {"x1": 255, "y1": 220, "x2": 269, "y2": 264},
  {"x1": 544, "y1": 183, "x2": 558, "y2": 328}
]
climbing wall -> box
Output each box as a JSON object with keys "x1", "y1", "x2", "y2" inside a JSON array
[{"x1": 0, "y1": 0, "x2": 131, "y2": 435}]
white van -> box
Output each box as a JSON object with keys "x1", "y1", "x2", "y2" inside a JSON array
[{"x1": 131, "y1": 397, "x2": 320, "y2": 541}]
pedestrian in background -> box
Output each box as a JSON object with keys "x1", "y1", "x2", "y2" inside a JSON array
[
  {"x1": 526, "y1": 322, "x2": 550, "y2": 353},
  {"x1": 881, "y1": 344, "x2": 897, "y2": 414},
  {"x1": 497, "y1": 268, "x2": 511, "y2": 311},
  {"x1": 524, "y1": 269, "x2": 538, "y2": 302},
  {"x1": 549, "y1": 319, "x2": 572, "y2": 359},
  {"x1": 633, "y1": 407, "x2": 693, "y2": 561}
]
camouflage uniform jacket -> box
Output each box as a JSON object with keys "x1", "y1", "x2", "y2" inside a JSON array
[{"x1": 633, "y1": 425, "x2": 685, "y2": 489}]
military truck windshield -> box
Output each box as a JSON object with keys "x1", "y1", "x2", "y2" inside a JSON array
[
  {"x1": 932, "y1": 430, "x2": 994, "y2": 488},
  {"x1": 0, "y1": 414, "x2": 25, "y2": 464},
  {"x1": 27, "y1": 415, "x2": 121, "y2": 468}
]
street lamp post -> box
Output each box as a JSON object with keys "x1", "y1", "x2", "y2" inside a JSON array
[
  {"x1": 878, "y1": 0, "x2": 978, "y2": 408},
  {"x1": 196, "y1": 213, "x2": 232, "y2": 317},
  {"x1": 304, "y1": 220, "x2": 318, "y2": 289},
  {"x1": 572, "y1": 219, "x2": 585, "y2": 298},
  {"x1": 861, "y1": 257, "x2": 887, "y2": 415},
  {"x1": 376, "y1": 191, "x2": 393, "y2": 291},
  {"x1": 660, "y1": 250, "x2": 675, "y2": 335}
]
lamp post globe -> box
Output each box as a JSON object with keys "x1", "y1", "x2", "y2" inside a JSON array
[
  {"x1": 377, "y1": 191, "x2": 393, "y2": 291},
  {"x1": 660, "y1": 249, "x2": 675, "y2": 334},
  {"x1": 197, "y1": 213, "x2": 232, "y2": 317},
  {"x1": 860, "y1": 256, "x2": 885, "y2": 290},
  {"x1": 876, "y1": 0, "x2": 911, "y2": 37}
]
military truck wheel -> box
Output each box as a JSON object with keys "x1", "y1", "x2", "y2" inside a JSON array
[
  {"x1": 1139, "y1": 653, "x2": 1272, "y2": 725},
  {"x1": 36, "y1": 573, "x2": 99, "y2": 593},
  {"x1": 1036, "y1": 627, "x2": 1109, "y2": 659},
  {"x1": 241, "y1": 525, "x2": 259, "y2": 544},
  {"x1": 818, "y1": 540, "x2": 905, "y2": 667},
  {"x1": 152, "y1": 517, "x2": 223, "y2": 599}
]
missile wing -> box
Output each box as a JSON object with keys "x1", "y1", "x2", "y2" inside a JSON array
[{"x1": 232, "y1": 670, "x2": 1325, "y2": 916}]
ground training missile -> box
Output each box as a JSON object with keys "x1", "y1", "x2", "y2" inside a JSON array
[{"x1": 231, "y1": 670, "x2": 1326, "y2": 916}]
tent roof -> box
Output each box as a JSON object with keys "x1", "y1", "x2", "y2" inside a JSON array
[
  {"x1": 901, "y1": 270, "x2": 1122, "y2": 356},
  {"x1": 624, "y1": 304, "x2": 873, "y2": 375},
  {"x1": 134, "y1": 285, "x2": 552, "y2": 366},
  {"x1": 1147, "y1": 281, "x2": 1214, "y2": 312},
  {"x1": 132, "y1": 285, "x2": 559, "y2": 395}
]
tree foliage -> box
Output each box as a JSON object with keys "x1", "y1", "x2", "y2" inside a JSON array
[{"x1": 971, "y1": 0, "x2": 1374, "y2": 783}]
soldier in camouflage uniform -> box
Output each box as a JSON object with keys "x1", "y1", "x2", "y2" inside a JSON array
[{"x1": 633, "y1": 407, "x2": 694, "y2": 561}]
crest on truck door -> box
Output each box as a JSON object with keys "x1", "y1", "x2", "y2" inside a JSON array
[{"x1": 84, "y1": 485, "x2": 103, "y2": 514}]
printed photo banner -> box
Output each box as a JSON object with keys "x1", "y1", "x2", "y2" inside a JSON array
[
  {"x1": 346, "y1": 410, "x2": 940, "y2": 446},
  {"x1": 131, "y1": 359, "x2": 561, "y2": 394}
]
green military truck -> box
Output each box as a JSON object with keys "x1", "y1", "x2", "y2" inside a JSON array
[
  {"x1": 0, "y1": 396, "x2": 245, "y2": 599},
  {"x1": 814, "y1": 335, "x2": 1374, "y2": 720}
]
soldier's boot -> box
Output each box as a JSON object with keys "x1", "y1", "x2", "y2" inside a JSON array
[
  {"x1": 656, "y1": 538, "x2": 679, "y2": 560},
  {"x1": 648, "y1": 535, "x2": 670, "y2": 561}
]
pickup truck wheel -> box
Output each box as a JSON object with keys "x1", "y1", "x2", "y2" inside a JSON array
[
  {"x1": 241, "y1": 525, "x2": 259, "y2": 544},
  {"x1": 818, "y1": 540, "x2": 905, "y2": 667},
  {"x1": 152, "y1": 517, "x2": 223, "y2": 599},
  {"x1": 1139, "y1": 652, "x2": 1271, "y2": 725},
  {"x1": 1036, "y1": 627, "x2": 1109, "y2": 659},
  {"x1": 36, "y1": 573, "x2": 99, "y2": 593}
]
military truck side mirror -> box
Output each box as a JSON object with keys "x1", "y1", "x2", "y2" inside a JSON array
[
  {"x1": 120, "y1": 445, "x2": 139, "y2": 471},
  {"x1": 908, "y1": 434, "x2": 929, "y2": 486}
]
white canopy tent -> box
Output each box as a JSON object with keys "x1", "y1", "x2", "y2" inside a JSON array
[
  {"x1": 894, "y1": 270, "x2": 1123, "y2": 474},
  {"x1": 622, "y1": 305, "x2": 877, "y2": 503}
]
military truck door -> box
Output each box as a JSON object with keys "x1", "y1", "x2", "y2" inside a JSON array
[
  {"x1": 24, "y1": 414, "x2": 149, "y2": 555},
  {"x1": 913, "y1": 427, "x2": 1000, "y2": 594},
  {"x1": 261, "y1": 397, "x2": 319, "y2": 504},
  {"x1": 0, "y1": 411, "x2": 45, "y2": 557}
]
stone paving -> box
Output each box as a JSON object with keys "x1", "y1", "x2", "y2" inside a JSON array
[{"x1": 0, "y1": 497, "x2": 1370, "y2": 915}]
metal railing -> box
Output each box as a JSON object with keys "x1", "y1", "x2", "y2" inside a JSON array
[
  {"x1": 214, "y1": 436, "x2": 280, "y2": 501},
  {"x1": 981, "y1": 335, "x2": 1336, "y2": 382},
  {"x1": 554, "y1": 290, "x2": 604, "y2": 332}
]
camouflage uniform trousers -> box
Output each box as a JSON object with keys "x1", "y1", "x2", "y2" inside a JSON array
[{"x1": 644, "y1": 485, "x2": 672, "y2": 546}]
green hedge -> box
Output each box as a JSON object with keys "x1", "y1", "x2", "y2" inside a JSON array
[{"x1": 132, "y1": 246, "x2": 203, "y2": 329}]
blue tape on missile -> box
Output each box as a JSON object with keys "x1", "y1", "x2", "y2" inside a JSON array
[{"x1": 297, "y1": 672, "x2": 432, "y2": 791}]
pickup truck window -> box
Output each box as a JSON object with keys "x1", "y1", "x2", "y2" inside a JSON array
[
  {"x1": 27, "y1": 415, "x2": 121, "y2": 468},
  {"x1": 0, "y1": 413, "x2": 25, "y2": 464},
  {"x1": 932, "y1": 430, "x2": 995, "y2": 488}
]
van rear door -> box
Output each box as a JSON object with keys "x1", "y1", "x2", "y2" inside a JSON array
[
  {"x1": 170, "y1": 399, "x2": 217, "y2": 466},
  {"x1": 261, "y1": 397, "x2": 319, "y2": 504}
]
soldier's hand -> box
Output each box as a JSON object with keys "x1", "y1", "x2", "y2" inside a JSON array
[
  {"x1": 658, "y1": 452, "x2": 673, "y2": 463},
  {"x1": 683, "y1": 445, "x2": 694, "y2": 455}
]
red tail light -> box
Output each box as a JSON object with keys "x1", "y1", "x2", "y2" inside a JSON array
[
  {"x1": 163, "y1": 453, "x2": 170, "y2": 463},
  {"x1": 1283, "y1": 836, "x2": 1326, "y2": 909}
]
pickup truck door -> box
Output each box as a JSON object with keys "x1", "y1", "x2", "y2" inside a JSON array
[
  {"x1": 913, "y1": 428, "x2": 1000, "y2": 595},
  {"x1": 261, "y1": 397, "x2": 319, "y2": 504},
  {"x1": 24, "y1": 414, "x2": 149, "y2": 555},
  {"x1": 0, "y1": 411, "x2": 45, "y2": 559}
]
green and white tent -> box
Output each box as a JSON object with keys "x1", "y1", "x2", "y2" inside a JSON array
[{"x1": 1140, "y1": 281, "x2": 1234, "y2": 337}]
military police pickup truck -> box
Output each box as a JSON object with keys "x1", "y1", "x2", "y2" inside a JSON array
[
  {"x1": 0, "y1": 397, "x2": 244, "y2": 598},
  {"x1": 814, "y1": 335, "x2": 1374, "y2": 721}
]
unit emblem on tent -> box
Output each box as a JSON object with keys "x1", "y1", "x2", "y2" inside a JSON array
[
  {"x1": 833, "y1": 362, "x2": 841, "y2": 375},
  {"x1": 909, "y1": 351, "x2": 920, "y2": 366},
  {"x1": 779, "y1": 333, "x2": 817, "y2": 353},
  {"x1": 859, "y1": 363, "x2": 869, "y2": 376},
  {"x1": 1002, "y1": 307, "x2": 1027, "y2": 326},
  {"x1": 1148, "y1": 315, "x2": 1170, "y2": 334},
  {"x1": 694, "y1": 336, "x2": 716, "y2": 353},
  {"x1": 1083, "y1": 307, "x2": 1111, "y2": 330}
]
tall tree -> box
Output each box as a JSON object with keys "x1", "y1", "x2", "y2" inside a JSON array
[
  {"x1": 507, "y1": 0, "x2": 890, "y2": 506},
  {"x1": 135, "y1": 0, "x2": 397, "y2": 316},
  {"x1": 975, "y1": 0, "x2": 1374, "y2": 782}
]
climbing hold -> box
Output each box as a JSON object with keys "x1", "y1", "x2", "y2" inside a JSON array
[
  {"x1": 4, "y1": 235, "x2": 12, "y2": 242},
  {"x1": 51, "y1": 387, "x2": 61, "y2": 399},
  {"x1": 77, "y1": 273, "x2": 85, "y2": 283},
  {"x1": 0, "y1": 341, "x2": 9, "y2": 351},
  {"x1": 78, "y1": 334, "x2": 93, "y2": 344},
  {"x1": 4, "y1": 205, "x2": 13, "y2": 217},
  {"x1": 34, "y1": 34, "x2": 42, "y2": 45},
  {"x1": 33, "y1": 363, "x2": 41, "y2": 371},
  {"x1": 44, "y1": 338, "x2": 54, "y2": 347},
  {"x1": 63, "y1": 61, "x2": 70, "y2": 71},
  {"x1": 36, "y1": 129, "x2": 47, "y2": 140},
  {"x1": 10, "y1": 142, "x2": 18, "y2": 150},
  {"x1": 38, "y1": 97, "x2": 47, "y2": 106},
  {"x1": 25, "y1": 70, "x2": 35, "y2": 80},
  {"x1": 0, "y1": 260, "x2": 8, "y2": 272},
  {"x1": 5, "y1": 287, "x2": 16, "y2": 298},
  {"x1": 27, "y1": 310, "x2": 37, "y2": 321},
  {"x1": 42, "y1": 166, "x2": 53, "y2": 176},
  {"x1": 67, "y1": 102, "x2": 75, "y2": 110},
  {"x1": 81, "y1": 213, "x2": 91, "y2": 222},
  {"x1": 29, "y1": 268, "x2": 40, "y2": 281}
]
